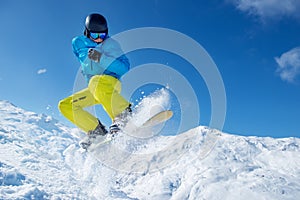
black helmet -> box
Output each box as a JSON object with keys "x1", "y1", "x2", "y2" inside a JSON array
[{"x1": 84, "y1": 13, "x2": 108, "y2": 36}]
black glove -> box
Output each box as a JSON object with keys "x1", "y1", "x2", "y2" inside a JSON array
[{"x1": 88, "y1": 48, "x2": 101, "y2": 62}]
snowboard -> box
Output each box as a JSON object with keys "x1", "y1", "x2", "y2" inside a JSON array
[
  {"x1": 81, "y1": 110, "x2": 173, "y2": 151},
  {"x1": 141, "y1": 110, "x2": 173, "y2": 127}
]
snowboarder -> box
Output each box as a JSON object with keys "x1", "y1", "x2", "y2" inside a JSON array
[{"x1": 58, "y1": 13, "x2": 131, "y2": 143}]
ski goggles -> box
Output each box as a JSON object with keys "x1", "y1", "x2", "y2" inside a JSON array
[{"x1": 90, "y1": 32, "x2": 107, "y2": 40}]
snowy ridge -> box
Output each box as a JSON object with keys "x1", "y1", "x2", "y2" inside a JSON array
[{"x1": 0, "y1": 100, "x2": 300, "y2": 199}]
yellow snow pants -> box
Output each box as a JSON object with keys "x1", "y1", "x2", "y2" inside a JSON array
[{"x1": 58, "y1": 75, "x2": 130, "y2": 133}]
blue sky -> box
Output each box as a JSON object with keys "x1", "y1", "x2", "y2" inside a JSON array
[{"x1": 0, "y1": 0, "x2": 300, "y2": 138}]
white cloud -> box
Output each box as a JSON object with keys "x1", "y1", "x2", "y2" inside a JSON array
[
  {"x1": 275, "y1": 47, "x2": 300, "y2": 83},
  {"x1": 229, "y1": 0, "x2": 300, "y2": 21},
  {"x1": 37, "y1": 68, "x2": 47, "y2": 75}
]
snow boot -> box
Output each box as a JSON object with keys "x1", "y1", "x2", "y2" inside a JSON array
[
  {"x1": 88, "y1": 120, "x2": 108, "y2": 137},
  {"x1": 109, "y1": 104, "x2": 132, "y2": 134},
  {"x1": 80, "y1": 120, "x2": 108, "y2": 150}
]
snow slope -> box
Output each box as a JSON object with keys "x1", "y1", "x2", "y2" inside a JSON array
[{"x1": 0, "y1": 100, "x2": 300, "y2": 200}]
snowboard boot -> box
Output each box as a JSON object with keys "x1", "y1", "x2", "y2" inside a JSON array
[
  {"x1": 80, "y1": 120, "x2": 108, "y2": 150},
  {"x1": 88, "y1": 120, "x2": 108, "y2": 138},
  {"x1": 109, "y1": 104, "x2": 132, "y2": 134}
]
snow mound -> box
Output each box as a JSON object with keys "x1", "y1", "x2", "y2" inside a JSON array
[
  {"x1": 0, "y1": 100, "x2": 300, "y2": 199},
  {"x1": 0, "y1": 100, "x2": 82, "y2": 199}
]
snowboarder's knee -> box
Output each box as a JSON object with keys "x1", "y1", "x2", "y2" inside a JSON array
[{"x1": 58, "y1": 97, "x2": 72, "y2": 113}]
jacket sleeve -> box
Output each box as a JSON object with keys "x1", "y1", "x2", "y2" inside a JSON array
[
  {"x1": 72, "y1": 36, "x2": 98, "y2": 63},
  {"x1": 72, "y1": 36, "x2": 89, "y2": 63},
  {"x1": 99, "y1": 38, "x2": 130, "y2": 78}
]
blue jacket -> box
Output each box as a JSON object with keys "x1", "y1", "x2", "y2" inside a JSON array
[{"x1": 72, "y1": 35, "x2": 130, "y2": 83}]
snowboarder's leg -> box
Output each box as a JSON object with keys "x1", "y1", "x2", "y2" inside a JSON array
[
  {"x1": 58, "y1": 88, "x2": 100, "y2": 133},
  {"x1": 88, "y1": 75, "x2": 130, "y2": 120}
]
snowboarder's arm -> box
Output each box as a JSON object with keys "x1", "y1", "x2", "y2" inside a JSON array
[
  {"x1": 99, "y1": 38, "x2": 130, "y2": 78},
  {"x1": 72, "y1": 36, "x2": 96, "y2": 63}
]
